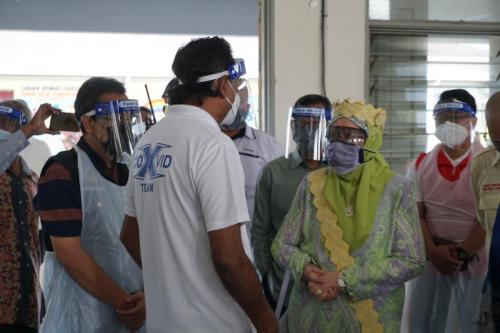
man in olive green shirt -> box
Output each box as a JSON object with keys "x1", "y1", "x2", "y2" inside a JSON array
[
  {"x1": 470, "y1": 91, "x2": 500, "y2": 330},
  {"x1": 251, "y1": 94, "x2": 331, "y2": 307},
  {"x1": 472, "y1": 147, "x2": 500, "y2": 237},
  {"x1": 472, "y1": 91, "x2": 500, "y2": 236}
]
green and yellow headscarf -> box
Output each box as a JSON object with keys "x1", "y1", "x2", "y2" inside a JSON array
[
  {"x1": 332, "y1": 99, "x2": 387, "y2": 150},
  {"x1": 324, "y1": 100, "x2": 394, "y2": 252}
]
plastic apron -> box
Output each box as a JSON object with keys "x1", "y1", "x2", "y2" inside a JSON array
[
  {"x1": 405, "y1": 144, "x2": 487, "y2": 333},
  {"x1": 40, "y1": 146, "x2": 144, "y2": 333}
]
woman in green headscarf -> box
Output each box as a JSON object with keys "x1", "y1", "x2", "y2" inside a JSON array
[{"x1": 271, "y1": 100, "x2": 426, "y2": 332}]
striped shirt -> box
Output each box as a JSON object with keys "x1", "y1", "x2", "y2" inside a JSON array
[{"x1": 34, "y1": 138, "x2": 128, "y2": 250}]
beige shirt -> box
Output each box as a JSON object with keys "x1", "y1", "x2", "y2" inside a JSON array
[{"x1": 471, "y1": 146, "x2": 500, "y2": 236}]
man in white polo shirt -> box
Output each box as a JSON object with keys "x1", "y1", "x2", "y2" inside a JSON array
[{"x1": 120, "y1": 36, "x2": 277, "y2": 333}]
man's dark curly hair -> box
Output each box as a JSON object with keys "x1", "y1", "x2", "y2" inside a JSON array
[
  {"x1": 439, "y1": 89, "x2": 477, "y2": 113},
  {"x1": 169, "y1": 36, "x2": 235, "y2": 106},
  {"x1": 294, "y1": 94, "x2": 332, "y2": 110}
]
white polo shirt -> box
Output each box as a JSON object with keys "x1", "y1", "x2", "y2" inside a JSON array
[
  {"x1": 233, "y1": 124, "x2": 284, "y2": 220},
  {"x1": 126, "y1": 104, "x2": 253, "y2": 333}
]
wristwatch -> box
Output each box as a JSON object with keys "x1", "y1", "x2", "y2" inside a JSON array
[{"x1": 337, "y1": 277, "x2": 346, "y2": 289}]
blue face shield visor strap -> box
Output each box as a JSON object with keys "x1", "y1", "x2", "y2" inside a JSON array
[
  {"x1": 433, "y1": 101, "x2": 476, "y2": 117},
  {"x1": 83, "y1": 99, "x2": 145, "y2": 164},
  {"x1": 193, "y1": 58, "x2": 246, "y2": 83},
  {"x1": 291, "y1": 107, "x2": 332, "y2": 122},
  {"x1": 84, "y1": 99, "x2": 140, "y2": 118},
  {"x1": 0, "y1": 106, "x2": 28, "y2": 126}
]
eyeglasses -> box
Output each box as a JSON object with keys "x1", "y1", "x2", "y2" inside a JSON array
[
  {"x1": 0, "y1": 116, "x2": 20, "y2": 132},
  {"x1": 433, "y1": 111, "x2": 472, "y2": 124},
  {"x1": 292, "y1": 117, "x2": 321, "y2": 128},
  {"x1": 327, "y1": 126, "x2": 367, "y2": 146},
  {"x1": 93, "y1": 115, "x2": 135, "y2": 129}
]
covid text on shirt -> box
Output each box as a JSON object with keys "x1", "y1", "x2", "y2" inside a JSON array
[{"x1": 134, "y1": 143, "x2": 173, "y2": 192}]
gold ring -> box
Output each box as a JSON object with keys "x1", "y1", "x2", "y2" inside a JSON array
[{"x1": 315, "y1": 289, "x2": 323, "y2": 295}]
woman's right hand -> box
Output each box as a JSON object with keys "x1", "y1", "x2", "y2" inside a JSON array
[
  {"x1": 303, "y1": 264, "x2": 341, "y2": 301},
  {"x1": 303, "y1": 264, "x2": 325, "y2": 282}
]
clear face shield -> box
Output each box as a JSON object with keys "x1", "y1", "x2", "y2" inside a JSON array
[
  {"x1": 220, "y1": 78, "x2": 251, "y2": 131},
  {"x1": 285, "y1": 107, "x2": 331, "y2": 161},
  {"x1": 433, "y1": 101, "x2": 476, "y2": 149},
  {"x1": 84, "y1": 100, "x2": 145, "y2": 164},
  {"x1": 0, "y1": 106, "x2": 28, "y2": 133}
]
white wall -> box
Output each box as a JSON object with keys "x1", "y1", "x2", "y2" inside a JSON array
[
  {"x1": 326, "y1": 0, "x2": 368, "y2": 103},
  {"x1": 268, "y1": 0, "x2": 368, "y2": 144}
]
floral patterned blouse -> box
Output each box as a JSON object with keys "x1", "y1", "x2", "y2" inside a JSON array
[
  {"x1": 272, "y1": 168, "x2": 426, "y2": 333},
  {"x1": 0, "y1": 158, "x2": 40, "y2": 329}
]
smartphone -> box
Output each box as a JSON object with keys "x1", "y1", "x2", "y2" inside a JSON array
[{"x1": 49, "y1": 112, "x2": 80, "y2": 132}]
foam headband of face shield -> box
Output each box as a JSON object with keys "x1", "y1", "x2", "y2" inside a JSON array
[
  {"x1": 433, "y1": 101, "x2": 476, "y2": 117},
  {"x1": 228, "y1": 58, "x2": 246, "y2": 80},
  {"x1": 179, "y1": 58, "x2": 247, "y2": 85},
  {"x1": 0, "y1": 106, "x2": 28, "y2": 125},
  {"x1": 91, "y1": 100, "x2": 140, "y2": 117},
  {"x1": 291, "y1": 107, "x2": 332, "y2": 122}
]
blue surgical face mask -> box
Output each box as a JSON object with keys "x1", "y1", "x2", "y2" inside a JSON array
[
  {"x1": 326, "y1": 141, "x2": 361, "y2": 175},
  {"x1": 0, "y1": 129, "x2": 11, "y2": 140}
]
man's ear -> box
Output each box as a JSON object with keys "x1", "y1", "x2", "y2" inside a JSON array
[
  {"x1": 212, "y1": 77, "x2": 227, "y2": 98},
  {"x1": 80, "y1": 116, "x2": 94, "y2": 133},
  {"x1": 472, "y1": 117, "x2": 478, "y2": 129}
]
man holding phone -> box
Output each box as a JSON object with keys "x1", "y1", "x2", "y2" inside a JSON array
[{"x1": 0, "y1": 100, "x2": 60, "y2": 174}]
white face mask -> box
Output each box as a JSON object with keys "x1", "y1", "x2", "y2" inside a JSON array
[
  {"x1": 0, "y1": 129, "x2": 11, "y2": 140},
  {"x1": 221, "y1": 80, "x2": 241, "y2": 126},
  {"x1": 435, "y1": 121, "x2": 470, "y2": 148}
]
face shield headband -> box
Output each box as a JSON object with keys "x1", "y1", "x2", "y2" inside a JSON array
[
  {"x1": 433, "y1": 100, "x2": 476, "y2": 117},
  {"x1": 292, "y1": 107, "x2": 332, "y2": 122},
  {"x1": 0, "y1": 106, "x2": 28, "y2": 126},
  {"x1": 177, "y1": 58, "x2": 246, "y2": 85},
  {"x1": 84, "y1": 99, "x2": 140, "y2": 118}
]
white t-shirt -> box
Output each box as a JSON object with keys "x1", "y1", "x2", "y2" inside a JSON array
[
  {"x1": 233, "y1": 124, "x2": 284, "y2": 220},
  {"x1": 126, "y1": 104, "x2": 253, "y2": 333}
]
